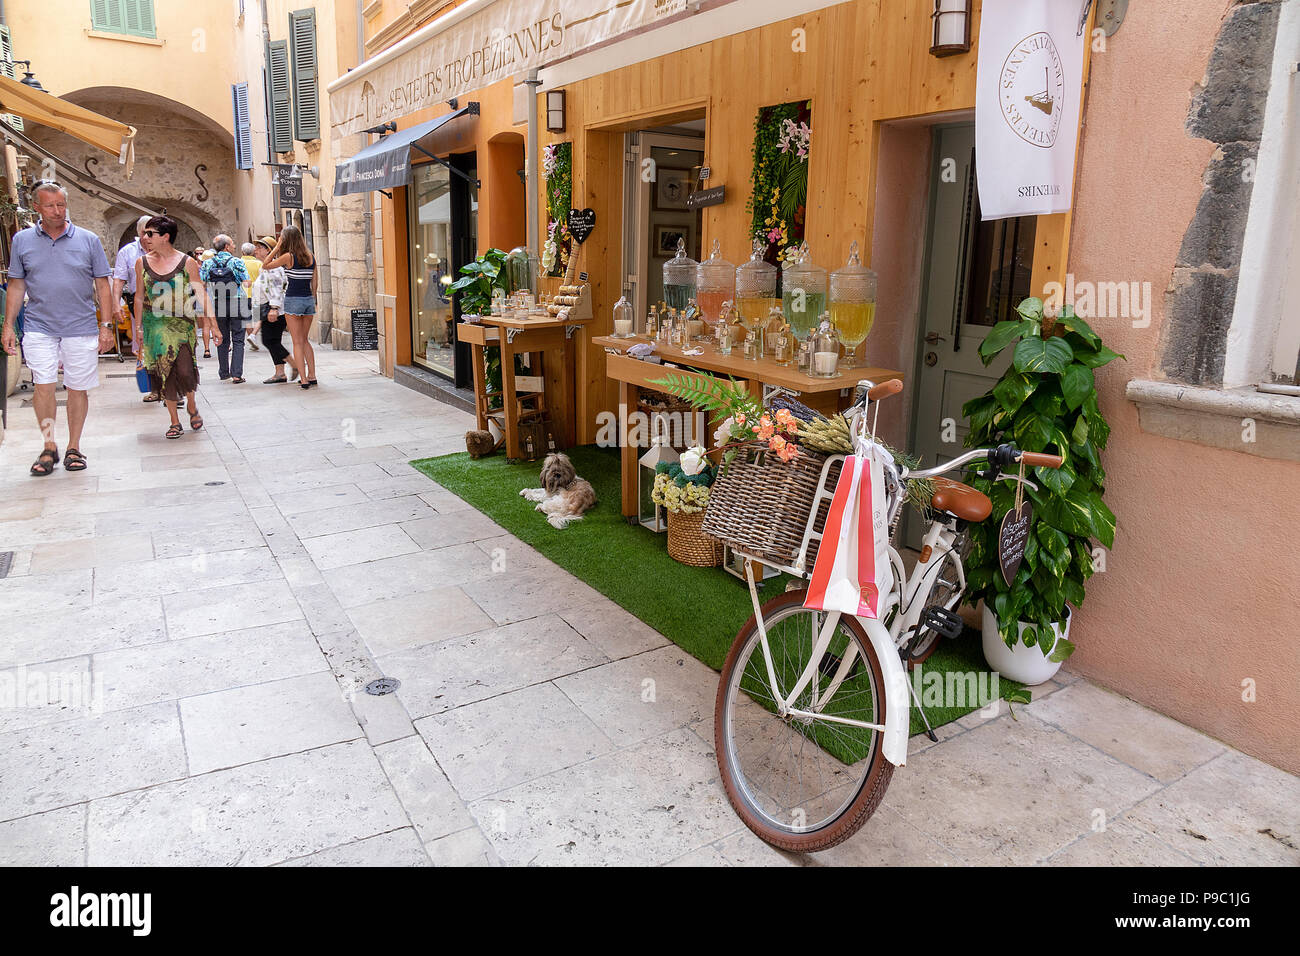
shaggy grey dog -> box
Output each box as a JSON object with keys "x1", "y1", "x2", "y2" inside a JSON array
[{"x1": 519, "y1": 452, "x2": 597, "y2": 529}]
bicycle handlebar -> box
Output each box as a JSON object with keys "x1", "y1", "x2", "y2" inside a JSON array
[
  {"x1": 1020, "y1": 451, "x2": 1064, "y2": 469},
  {"x1": 867, "y1": 378, "x2": 903, "y2": 401}
]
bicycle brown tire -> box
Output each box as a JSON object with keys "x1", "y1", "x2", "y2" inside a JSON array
[{"x1": 714, "y1": 588, "x2": 896, "y2": 853}]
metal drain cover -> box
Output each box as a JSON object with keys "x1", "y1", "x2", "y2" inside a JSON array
[
  {"x1": 365, "y1": 677, "x2": 401, "y2": 696},
  {"x1": 0, "y1": 552, "x2": 12, "y2": 579},
  {"x1": 204, "y1": 481, "x2": 225, "y2": 486}
]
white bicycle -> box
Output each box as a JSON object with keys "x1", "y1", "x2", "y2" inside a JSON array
[{"x1": 712, "y1": 380, "x2": 1062, "y2": 852}]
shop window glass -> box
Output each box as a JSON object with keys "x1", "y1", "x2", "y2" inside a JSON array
[{"x1": 409, "y1": 163, "x2": 454, "y2": 377}]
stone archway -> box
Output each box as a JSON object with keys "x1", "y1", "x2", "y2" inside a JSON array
[{"x1": 23, "y1": 87, "x2": 238, "y2": 260}]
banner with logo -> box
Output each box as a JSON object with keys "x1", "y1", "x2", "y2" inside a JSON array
[
  {"x1": 329, "y1": 0, "x2": 711, "y2": 139},
  {"x1": 975, "y1": 0, "x2": 1087, "y2": 220}
]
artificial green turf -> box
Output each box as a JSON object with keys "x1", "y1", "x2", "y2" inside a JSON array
[{"x1": 410, "y1": 444, "x2": 1021, "y2": 737}]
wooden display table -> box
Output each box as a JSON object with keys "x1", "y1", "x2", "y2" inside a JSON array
[
  {"x1": 593, "y1": 334, "x2": 903, "y2": 519},
  {"x1": 461, "y1": 313, "x2": 591, "y2": 460}
]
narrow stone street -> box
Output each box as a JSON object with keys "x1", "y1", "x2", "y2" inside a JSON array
[{"x1": 0, "y1": 347, "x2": 1295, "y2": 867}]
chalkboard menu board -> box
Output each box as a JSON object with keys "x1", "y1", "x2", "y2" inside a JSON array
[{"x1": 351, "y1": 309, "x2": 378, "y2": 350}]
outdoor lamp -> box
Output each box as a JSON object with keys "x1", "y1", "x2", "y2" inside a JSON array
[
  {"x1": 637, "y1": 437, "x2": 678, "y2": 533},
  {"x1": 930, "y1": 0, "x2": 972, "y2": 57},
  {"x1": 12, "y1": 61, "x2": 44, "y2": 90},
  {"x1": 546, "y1": 90, "x2": 566, "y2": 133}
]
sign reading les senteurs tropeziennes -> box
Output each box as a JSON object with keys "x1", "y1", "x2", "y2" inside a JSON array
[
  {"x1": 975, "y1": 0, "x2": 1087, "y2": 220},
  {"x1": 329, "y1": 0, "x2": 740, "y2": 138}
]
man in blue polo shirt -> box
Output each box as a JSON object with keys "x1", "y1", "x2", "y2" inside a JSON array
[{"x1": 1, "y1": 182, "x2": 116, "y2": 476}]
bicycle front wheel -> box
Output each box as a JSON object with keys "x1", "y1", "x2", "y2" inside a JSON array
[{"x1": 714, "y1": 589, "x2": 895, "y2": 852}]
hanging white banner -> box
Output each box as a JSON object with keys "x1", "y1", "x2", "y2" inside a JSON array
[{"x1": 975, "y1": 0, "x2": 1087, "y2": 220}]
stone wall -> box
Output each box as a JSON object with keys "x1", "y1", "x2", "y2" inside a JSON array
[
  {"x1": 24, "y1": 94, "x2": 241, "y2": 260},
  {"x1": 326, "y1": 193, "x2": 375, "y2": 351},
  {"x1": 1161, "y1": 0, "x2": 1283, "y2": 385}
]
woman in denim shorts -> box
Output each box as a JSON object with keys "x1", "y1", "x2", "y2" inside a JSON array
[{"x1": 264, "y1": 225, "x2": 317, "y2": 388}]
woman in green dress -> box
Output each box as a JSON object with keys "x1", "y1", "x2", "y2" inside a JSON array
[{"x1": 133, "y1": 216, "x2": 219, "y2": 438}]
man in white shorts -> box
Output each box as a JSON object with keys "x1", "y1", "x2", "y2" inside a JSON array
[{"x1": 0, "y1": 182, "x2": 115, "y2": 476}]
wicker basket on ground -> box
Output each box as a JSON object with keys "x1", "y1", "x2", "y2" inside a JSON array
[
  {"x1": 702, "y1": 444, "x2": 844, "y2": 573},
  {"x1": 666, "y1": 509, "x2": 724, "y2": 567}
]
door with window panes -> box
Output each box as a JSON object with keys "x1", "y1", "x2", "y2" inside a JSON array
[{"x1": 908, "y1": 123, "x2": 1035, "y2": 549}]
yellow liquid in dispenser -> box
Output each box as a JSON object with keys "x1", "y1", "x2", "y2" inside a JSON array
[{"x1": 831, "y1": 301, "x2": 876, "y2": 347}]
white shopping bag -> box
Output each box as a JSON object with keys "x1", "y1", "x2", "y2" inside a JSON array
[{"x1": 804, "y1": 446, "x2": 893, "y2": 619}]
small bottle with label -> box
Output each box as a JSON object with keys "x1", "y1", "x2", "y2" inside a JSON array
[
  {"x1": 547, "y1": 432, "x2": 556, "y2": 452},
  {"x1": 645, "y1": 305, "x2": 658, "y2": 340},
  {"x1": 774, "y1": 324, "x2": 794, "y2": 366},
  {"x1": 525, "y1": 434, "x2": 535, "y2": 459}
]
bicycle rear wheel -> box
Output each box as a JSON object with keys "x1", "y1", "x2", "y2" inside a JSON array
[{"x1": 714, "y1": 588, "x2": 894, "y2": 852}]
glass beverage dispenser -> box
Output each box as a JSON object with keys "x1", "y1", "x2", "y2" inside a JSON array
[
  {"x1": 782, "y1": 242, "x2": 828, "y2": 345},
  {"x1": 829, "y1": 241, "x2": 878, "y2": 369},
  {"x1": 735, "y1": 238, "x2": 777, "y2": 360},
  {"x1": 662, "y1": 238, "x2": 698, "y2": 313},
  {"x1": 696, "y1": 238, "x2": 736, "y2": 346}
]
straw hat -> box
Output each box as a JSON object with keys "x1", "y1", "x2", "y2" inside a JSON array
[{"x1": 254, "y1": 235, "x2": 276, "y2": 250}]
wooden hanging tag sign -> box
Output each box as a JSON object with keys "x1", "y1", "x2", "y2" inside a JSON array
[{"x1": 998, "y1": 459, "x2": 1033, "y2": 586}]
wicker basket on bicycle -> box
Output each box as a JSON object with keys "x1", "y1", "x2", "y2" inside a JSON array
[{"x1": 702, "y1": 443, "x2": 844, "y2": 573}]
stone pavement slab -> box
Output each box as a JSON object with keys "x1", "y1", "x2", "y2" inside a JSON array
[{"x1": 1, "y1": 346, "x2": 1293, "y2": 868}]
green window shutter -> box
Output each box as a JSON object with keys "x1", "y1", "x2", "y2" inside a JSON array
[
  {"x1": 92, "y1": 0, "x2": 154, "y2": 38},
  {"x1": 267, "y1": 40, "x2": 292, "y2": 153},
  {"x1": 232, "y1": 83, "x2": 252, "y2": 170},
  {"x1": 90, "y1": 0, "x2": 119, "y2": 33},
  {"x1": 0, "y1": 26, "x2": 22, "y2": 132},
  {"x1": 134, "y1": 0, "x2": 156, "y2": 38},
  {"x1": 289, "y1": 8, "x2": 319, "y2": 141}
]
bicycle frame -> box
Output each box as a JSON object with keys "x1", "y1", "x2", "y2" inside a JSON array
[{"x1": 733, "y1": 424, "x2": 987, "y2": 771}]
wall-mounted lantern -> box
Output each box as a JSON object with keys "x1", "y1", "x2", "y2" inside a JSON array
[
  {"x1": 930, "y1": 0, "x2": 973, "y2": 57},
  {"x1": 546, "y1": 90, "x2": 566, "y2": 133}
]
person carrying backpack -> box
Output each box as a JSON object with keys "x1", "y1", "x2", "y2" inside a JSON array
[{"x1": 199, "y1": 235, "x2": 249, "y2": 383}]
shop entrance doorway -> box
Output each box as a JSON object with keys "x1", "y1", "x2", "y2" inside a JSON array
[
  {"x1": 621, "y1": 125, "x2": 705, "y2": 321},
  {"x1": 907, "y1": 123, "x2": 1036, "y2": 549},
  {"x1": 408, "y1": 152, "x2": 478, "y2": 383}
]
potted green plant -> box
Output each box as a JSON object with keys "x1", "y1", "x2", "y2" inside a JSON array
[
  {"x1": 447, "y1": 248, "x2": 515, "y2": 413},
  {"x1": 960, "y1": 297, "x2": 1122, "y2": 683}
]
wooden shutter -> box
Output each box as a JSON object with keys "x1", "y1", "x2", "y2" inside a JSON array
[
  {"x1": 90, "y1": 0, "x2": 119, "y2": 33},
  {"x1": 133, "y1": 0, "x2": 156, "y2": 38},
  {"x1": 0, "y1": 26, "x2": 22, "y2": 132},
  {"x1": 289, "y1": 8, "x2": 319, "y2": 141},
  {"x1": 232, "y1": 83, "x2": 252, "y2": 170},
  {"x1": 267, "y1": 40, "x2": 292, "y2": 153}
]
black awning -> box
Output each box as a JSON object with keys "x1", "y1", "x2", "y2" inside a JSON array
[{"x1": 334, "y1": 103, "x2": 479, "y2": 196}]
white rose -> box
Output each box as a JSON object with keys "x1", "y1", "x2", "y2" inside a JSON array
[
  {"x1": 679, "y1": 445, "x2": 707, "y2": 476},
  {"x1": 713, "y1": 417, "x2": 734, "y2": 449}
]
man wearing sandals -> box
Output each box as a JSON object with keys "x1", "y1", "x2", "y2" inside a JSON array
[{"x1": 0, "y1": 182, "x2": 115, "y2": 476}]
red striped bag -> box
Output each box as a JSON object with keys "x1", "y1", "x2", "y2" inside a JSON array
[{"x1": 803, "y1": 451, "x2": 892, "y2": 619}]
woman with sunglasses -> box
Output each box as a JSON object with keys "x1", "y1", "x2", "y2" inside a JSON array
[{"x1": 134, "y1": 216, "x2": 220, "y2": 438}]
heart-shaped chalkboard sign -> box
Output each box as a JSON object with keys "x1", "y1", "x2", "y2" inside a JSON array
[
  {"x1": 998, "y1": 501, "x2": 1034, "y2": 586},
  {"x1": 568, "y1": 208, "x2": 596, "y2": 244}
]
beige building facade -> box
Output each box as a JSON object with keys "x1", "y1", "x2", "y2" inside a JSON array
[{"x1": 2, "y1": 0, "x2": 367, "y2": 344}]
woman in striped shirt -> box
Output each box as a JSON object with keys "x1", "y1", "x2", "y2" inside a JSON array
[{"x1": 265, "y1": 225, "x2": 318, "y2": 388}]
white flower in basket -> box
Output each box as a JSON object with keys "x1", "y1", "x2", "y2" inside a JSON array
[{"x1": 679, "y1": 445, "x2": 708, "y2": 477}]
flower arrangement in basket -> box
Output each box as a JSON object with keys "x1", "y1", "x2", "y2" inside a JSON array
[
  {"x1": 649, "y1": 372, "x2": 802, "y2": 469},
  {"x1": 651, "y1": 371, "x2": 936, "y2": 571},
  {"x1": 651, "y1": 446, "x2": 724, "y2": 567}
]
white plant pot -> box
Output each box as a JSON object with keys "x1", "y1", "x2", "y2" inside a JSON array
[{"x1": 981, "y1": 605, "x2": 1072, "y2": 685}]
